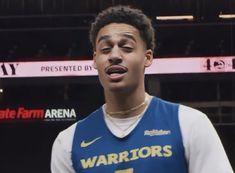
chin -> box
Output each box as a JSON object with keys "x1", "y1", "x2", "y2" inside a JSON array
[
  {"x1": 104, "y1": 82, "x2": 126, "y2": 92},
  {"x1": 108, "y1": 86, "x2": 126, "y2": 93},
  {"x1": 107, "y1": 83, "x2": 136, "y2": 94}
]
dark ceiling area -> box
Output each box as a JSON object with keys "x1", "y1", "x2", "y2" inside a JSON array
[{"x1": 0, "y1": 0, "x2": 234, "y2": 61}]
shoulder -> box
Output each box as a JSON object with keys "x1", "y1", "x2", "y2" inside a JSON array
[
  {"x1": 151, "y1": 97, "x2": 179, "y2": 114},
  {"x1": 150, "y1": 97, "x2": 208, "y2": 124},
  {"x1": 178, "y1": 104, "x2": 212, "y2": 138},
  {"x1": 177, "y1": 106, "x2": 234, "y2": 173},
  {"x1": 55, "y1": 122, "x2": 78, "y2": 153},
  {"x1": 178, "y1": 104, "x2": 208, "y2": 123},
  {"x1": 153, "y1": 96, "x2": 178, "y2": 106},
  {"x1": 55, "y1": 108, "x2": 103, "y2": 150},
  {"x1": 178, "y1": 104, "x2": 215, "y2": 159},
  {"x1": 51, "y1": 122, "x2": 79, "y2": 173}
]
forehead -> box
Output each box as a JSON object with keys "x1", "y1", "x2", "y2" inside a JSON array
[{"x1": 96, "y1": 23, "x2": 141, "y2": 43}]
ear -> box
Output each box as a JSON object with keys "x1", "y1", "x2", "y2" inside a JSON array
[
  {"x1": 144, "y1": 49, "x2": 153, "y2": 67},
  {"x1": 93, "y1": 51, "x2": 97, "y2": 69}
]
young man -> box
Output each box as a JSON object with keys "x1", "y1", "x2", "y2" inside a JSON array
[{"x1": 51, "y1": 5, "x2": 234, "y2": 173}]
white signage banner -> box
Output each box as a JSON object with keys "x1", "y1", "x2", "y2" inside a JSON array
[{"x1": 0, "y1": 56, "x2": 235, "y2": 78}]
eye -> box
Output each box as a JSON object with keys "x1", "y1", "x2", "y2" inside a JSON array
[
  {"x1": 100, "y1": 47, "x2": 111, "y2": 54},
  {"x1": 122, "y1": 46, "x2": 133, "y2": 52}
]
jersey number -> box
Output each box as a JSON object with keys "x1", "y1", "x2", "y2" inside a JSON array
[{"x1": 115, "y1": 168, "x2": 134, "y2": 173}]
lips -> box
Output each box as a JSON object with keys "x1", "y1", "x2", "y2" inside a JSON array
[
  {"x1": 105, "y1": 65, "x2": 128, "y2": 75},
  {"x1": 105, "y1": 65, "x2": 128, "y2": 80}
]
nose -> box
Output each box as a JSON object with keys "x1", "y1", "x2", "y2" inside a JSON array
[{"x1": 108, "y1": 46, "x2": 122, "y2": 64}]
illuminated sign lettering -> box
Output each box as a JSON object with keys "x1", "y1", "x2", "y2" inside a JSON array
[
  {"x1": 0, "y1": 107, "x2": 77, "y2": 122},
  {"x1": 0, "y1": 63, "x2": 19, "y2": 76}
]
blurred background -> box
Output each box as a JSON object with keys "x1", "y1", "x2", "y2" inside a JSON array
[{"x1": 0, "y1": 0, "x2": 234, "y2": 172}]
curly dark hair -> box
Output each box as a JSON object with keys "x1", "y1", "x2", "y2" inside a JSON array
[{"x1": 89, "y1": 5, "x2": 155, "y2": 51}]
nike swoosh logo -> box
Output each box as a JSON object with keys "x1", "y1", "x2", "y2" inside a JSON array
[{"x1": 80, "y1": 136, "x2": 102, "y2": 148}]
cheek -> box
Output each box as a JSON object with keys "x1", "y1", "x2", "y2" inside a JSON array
[
  {"x1": 128, "y1": 57, "x2": 145, "y2": 73},
  {"x1": 97, "y1": 70, "x2": 106, "y2": 88},
  {"x1": 96, "y1": 63, "x2": 107, "y2": 83},
  {"x1": 96, "y1": 66, "x2": 105, "y2": 79},
  {"x1": 95, "y1": 56, "x2": 106, "y2": 70}
]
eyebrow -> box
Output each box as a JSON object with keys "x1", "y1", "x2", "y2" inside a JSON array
[
  {"x1": 122, "y1": 33, "x2": 136, "y2": 43},
  {"x1": 97, "y1": 33, "x2": 137, "y2": 44},
  {"x1": 97, "y1": 35, "x2": 111, "y2": 44}
]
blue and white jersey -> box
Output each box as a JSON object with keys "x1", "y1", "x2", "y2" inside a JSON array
[
  {"x1": 51, "y1": 96, "x2": 234, "y2": 173},
  {"x1": 72, "y1": 97, "x2": 187, "y2": 173}
]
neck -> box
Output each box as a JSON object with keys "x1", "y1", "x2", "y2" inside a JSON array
[{"x1": 105, "y1": 90, "x2": 148, "y2": 118}]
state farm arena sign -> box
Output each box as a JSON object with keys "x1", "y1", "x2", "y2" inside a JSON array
[{"x1": 0, "y1": 107, "x2": 77, "y2": 122}]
